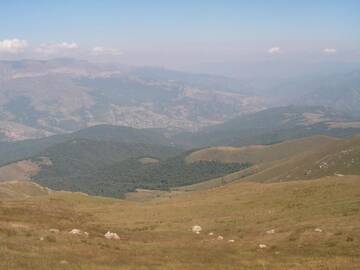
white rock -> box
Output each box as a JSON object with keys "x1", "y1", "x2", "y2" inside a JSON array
[
  {"x1": 259, "y1": 244, "x2": 267, "y2": 249},
  {"x1": 39, "y1": 237, "x2": 44, "y2": 241},
  {"x1": 228, "y1": 239, "x2": 235, "y2": 243},
  {"x1": 208, "y1": 232, "x2": 214, "y2": 236},
  {"x1": 217, "y1": 235, "x2": 224, "y2": 240},
  {"x1": 192, "y1": 225, "x2": 202, "y2": 234},
  {"x1": 104, "y1": 231, "x2": 120, "y2": 240},
  {"x1": 266, "y1": 229, "x2": 275, "y2": 234},
  {"x1": 69, "y1": 229, "x2": 81, "y2": 235},
  {"x1": 314, "y1": 228, "x2": 323, "y2": 233}
]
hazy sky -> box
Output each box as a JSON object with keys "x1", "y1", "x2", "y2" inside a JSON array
[{"x1": 1, "y1": 0, "x2": 359, "y2": 66}]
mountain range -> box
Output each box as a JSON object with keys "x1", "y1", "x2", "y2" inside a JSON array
[
  {"x1": 1, "y1": 104, "x2": 360, "y2": 198},
  {"x1": 1, "y1": 64, "x2": 360, "y2": 268},
  {"x1": 0, "y1": 59, "x2": 266, "y2": 141},
  {"x1": 2, "y1": 58, "x2": 360, "y2": 143}
]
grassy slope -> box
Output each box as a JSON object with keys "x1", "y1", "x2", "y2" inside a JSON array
[
  {"x1": 185, "y1": 135, "x2": 360, "y2": 184},
  {"x1": 242, "y1": 135, "x2": 360, "y2": 182},
  {"x1": 0, "y1": 180, "x2": 50, "y2": 199},
  {"x1": 185, "y1": 135, "x2": 339, "y2": 164},
  {"x1": 0, "y1": 176, "x2": 359, "y2": 269}
]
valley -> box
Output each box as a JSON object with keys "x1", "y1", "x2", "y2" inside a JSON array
[
  {"x1": 0, "y1": 59, "x2": 266, "y2": 142},
  {"x1": 1, "y1": 1, "x2": 360, "y2": 269},
  {"x1": 2, "y1": 59, "x2": 359, "y2": 144},
  {"x1": 1, "y1": 101, "x2": 360, "y2": 270}
]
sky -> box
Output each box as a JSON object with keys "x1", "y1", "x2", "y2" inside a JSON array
[{"x1": 0, "y1": 0, "x2": 359, "y2": 67}]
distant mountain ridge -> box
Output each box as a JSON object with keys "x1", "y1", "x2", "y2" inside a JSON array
[
  {"x1": 0, "y1": 59, "x2": 265, "y2": 141},
  {"x1": 295, "y1": 70, "x2": 360, "y2": 116},
  {"x1": 175, "y1": 106, "x2": 360, "y2": 147},
  {"x1": 1, "y1": 106, "x2": 360, "y2": 166}
]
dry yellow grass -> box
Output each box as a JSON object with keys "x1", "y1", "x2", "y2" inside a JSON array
[
  {"x1": 183, "y1": 135, "x2": 360, "y2": 186},
  {"x1": 185, "y1": 135, "x2": 339, "y2": 164},
  {"x1": 0, "y1": 180, "x2": 50, "y2": 199},
  {"x1": 0, "y1": 176, "x2": 359, "y2": 269}
]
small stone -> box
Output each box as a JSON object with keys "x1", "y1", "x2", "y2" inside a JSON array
[
  {"x1": 69, "y1": 229, "x2": 81, "y2": 235},
  {"x1": 192, "y1": 225, "x2": 202, "y2": 234},
  {"x1": 104, "y1": 231, "x2": 120, "y2": 240}
]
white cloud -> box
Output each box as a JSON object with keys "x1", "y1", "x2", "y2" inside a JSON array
[
  {"x1": 35, "y1": 42, "x2": 79, "y2": 54},
  {"x1": 268, "y1": 47, "x2": 281, "y2": 54},
  {"x1": 323, "y1": 48, "x2": 336, "y2": 54},
  {"x1": 58, "y1": 42, "x2": 78, "y2": 49},
  {"x1": 92, "y1": 46, "x2": 122, "y2": 56},
  {"x1": 0, "y1": 39, "x2": 28, "y2": 54}
]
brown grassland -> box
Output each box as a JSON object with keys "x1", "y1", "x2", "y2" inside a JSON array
[{"x1": 0, "y1": 175, "x2": 359, "y2": 270}]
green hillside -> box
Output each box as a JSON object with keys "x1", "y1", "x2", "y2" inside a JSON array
[
  {"x1": 90, "y1": 156, "x2": 249, "y2": 197},
  {"x1": 30, "y1": 139, "x2": 184, "y2": 196},
  {"x1": 2, "y1": 106, "x2": 360, "y2": 167},
  {"x1": 0, "y1": 125, "x2": 175, "y2": 166},
  {"x1": 31, "y1": 143, "x2": 248, "y2": 197}
]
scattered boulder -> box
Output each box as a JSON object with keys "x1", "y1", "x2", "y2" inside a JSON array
[
  {"x1": 217, "y1": 235, "x2": 224, "y2": 240},
  {"x1": 39, "y1": 237, "x2": 44, "y2": 241},
  {"x1": 266, "y1": 229, "x2": 275, "y2": 234},
  {"x1": 104, "y1": 231, "x2": 120, "y2": 240},
  {"x1": 314, "y1": 228, "x2": 323, "y2": 233},
  {"x1": 84, "y1": 232, "x2": 89, "y2": 237},
  {"x1": 59, "y1": 260, "x2": 68, "y2": 265},
  {"x1": 259, "y1": 244, "x2": 267, "y2": 249},
  {"x1": 319, "y1": 162, "x2": 329, "y2": 169},
  {"x1": 208, "y1": 232, "x2": 214, "y2": 236},
  {"x1": 69, "y1": 229, "x2": 82, "y2": 235},
  {"x1": 192, "y1": 225, "x2": 202, "y2": 234},
  {"x1": 228, "y1": 239, "x2": 235, "y2": 243}
]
